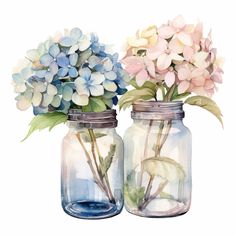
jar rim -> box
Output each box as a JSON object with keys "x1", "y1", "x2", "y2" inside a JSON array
[
  {"x1": 132, "y1": 101, "x2": 184, "y2": 120},
  {"x1": 68, "y1": 109, "x2": 118, "y2": 128}
]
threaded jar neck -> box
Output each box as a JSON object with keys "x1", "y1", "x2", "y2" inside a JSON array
[
  {"x1": 131, "y1": 101, "x2": 184, "y2": 120},
  {"x1": 68, "y1": 109, "x2": 118, "y2": 128}
]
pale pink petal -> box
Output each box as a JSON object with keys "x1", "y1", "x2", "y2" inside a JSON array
[
  {"x1": 206, "y1": 88, "x2": 214, "y2": 97},
  {"x1": 191, "y1": 68, "x2": 205, "y2": 78},
  {"x1": 169, "y1": 38, "x2": 184, "y2": 54},
  {"x1": 177, "y1": 32, "x2": 193, "y2": 46},
  {"x1": 156, "y1": 53, "x2": 172, "y2": 70},
  {"x1": 204, "y1": 79, "x2": 215, "y2": 89},
  {"x1": 170, "y1": 53, "x2": 184, "y2": 62},
  {"x1": 165, "y1": 71, "x2": 175, "y2": 87},
  {"x1": 178, "y1": 81, "x2": 190, "y2": 93},
  {"x1": 146, "y1": 47, "x2": 162, "y2": 60},
  {"x1": 157, "y1": 26, "x2": 175, "y2": 39},
  {"x1": 122, "y1": 56, "x2": 145, "y2": 75},
  {"x1": 136, "y1": 69, "x2": 148, "y2": 86},
  {"x1": 193, "y1": 52, "x2": 209, "y2": 69},
  {"x1": 183, "y1": 46, "x2": 194, "y2": 61},
  {"x1": 211, "y1": 72, "x2": 222, "y2": 83},
  {"x1": 178, "y1": 67, "x2": 191, "y2": 81},
  {"x1": 172, "y1": 15, "x2": 185, "y2": 29},
  {"x1": 144, "y1": 57, "x2": 156, "y2": 77},
  {"x1": 190, "y1": 86, "x2": 206, "y2": 96},
  {"x1": 191, "y1": 76, "x2": 206, "y2": 87},
  {"x1": 192, "y1": 23, "x2": 203, "y2": 44}
]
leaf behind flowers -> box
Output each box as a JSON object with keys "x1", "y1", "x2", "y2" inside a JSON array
[{"x1": 22, "y1": 112, "x2": 67, "y2": 141}]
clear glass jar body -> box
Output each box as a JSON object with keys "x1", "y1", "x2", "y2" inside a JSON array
[
  {"x1": 124, "y1": 102, "x2": 191, "y2": 217},
  {"x1": 61, "y1": 122, "x2": 124, "y2": 219}
]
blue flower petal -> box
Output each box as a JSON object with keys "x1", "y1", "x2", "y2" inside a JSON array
[
  {"x1": 49, "y1": 61, "x2": 58, "y2": 75},
  {"x1": 57, "y1": 67, "x2": 69, "y2": 77},
  {"x1": 62, "y1": 85, "x2": 73, "y2": 101},
  {"x1": 112, "y1": 96, "x2": 118, "y2": 105},
  {"x1": 33, "y1": 106, "x2": 48, "y2": 115},
  {"x1": 69, "y1": 67, "x2": 78, "y2": 78},
  {"x1": 59, "y1": 37, "x2": 73, "y2": 47},
  {"x1": 35, "y1": 70, "x2": 47, "y2": 78},
  {"x1": 12, "y1": 73, "x2": 23, "y2": 83},
  {"x1": 105, "y1": 71, "x2": 117, "y2": 81},
  {"x1": 79, "y1": 68, "x2": 91, "y2": 79},
  {"x1": 49, "y1": 44, "x2": 60, "y2": 58},
  {"x1": 70, "y1": 28, "x2": 82, "y2": 41},
  {"x1": 40, "y1": 53, "x2": 53, "y2": 67},
  {"x1": 57, "y1": 53, "x2": 69, "y2": 67},
  {"x1": 45, "y1": 72, "x2": 54, "y2": 83},
  {"x1": 69, "y1": 53, "x2": 78, "y2": 66}
]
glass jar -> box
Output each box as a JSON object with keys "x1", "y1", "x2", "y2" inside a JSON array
[
  {"x1": 124, "y1": 101, "x2": 191, "y2": 217},
  {"x1": 61, "y1": 109, "x2": 124, "y2": 219}
]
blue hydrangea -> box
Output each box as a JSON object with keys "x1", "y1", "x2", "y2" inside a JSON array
[{"x1": 12, "y1": 28, "x2": 130, "y2": 115}]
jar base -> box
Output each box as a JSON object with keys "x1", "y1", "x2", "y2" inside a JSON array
[
  {"x1": 126, "y1": 198, "x2": 190, "y2": 218},
  {"x1": 63, "y1": 200, "x2": 121, "y2": 219}
]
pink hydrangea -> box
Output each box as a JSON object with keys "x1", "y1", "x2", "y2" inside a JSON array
[{"x1": 121, "y1": 15, "x2": 223, "y2": 97}]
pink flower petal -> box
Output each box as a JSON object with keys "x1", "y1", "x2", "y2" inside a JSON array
[
  {"x1": 122, "y1": 56, "x2": 145, "y2": 75},
  {"x1": 156, "y1": 53, "x2": 172, "y2": 70},
  {"x1": 177, "y1": 32, "x2": 193, "y2": 46},
  {"x1": 178, "y1": 81, "x2": 190, "y2": 93},
  {"x1": 178, "y1": 67, "x2": 191, "y2": 81},
  {"x1": 136, "y1": 69, "x2": 148, "y2": 86},
  {"x1": 146, "y1": 47, "x2": 162, "y2": 60},
  {"x1": 157, "y1": 26, "x2": 175, "y2": 39},
  {"x1": 144, "y1": 57, "x2": 156, "y2": 77},
  {"x1": 191, "y1": 76, "x2": 206, "y2": 87},
  {"x1": 165, "y1": 71, "x2": 175, "y2": 87},
  {"x1": 172, "y1": 15, "x2": 185, "y2": 29},
  {"x1": 211, "y1": 72, "x2": 222, "y2": 83},
  {"x1": 170, "y1": 53, "x2": 184, "y2": 62},
  {"x1": 192, "y1": 22, "x2": 203, "y2": 44},
  {"x1": 169, "y1": 38, "x2": 184, "y2": 54},
  {"x1": 127, "y1": 37, "x2": 148, "y2": 47},
  {"x1": 183, "y1": 46, "x2": 194, "y2": 61},
  {"x1": 204, "y1": 79, "x2": 215, "y2": 89}
]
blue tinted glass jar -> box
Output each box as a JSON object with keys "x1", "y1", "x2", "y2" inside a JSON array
[
  {"x1": 124, "y1": 101, "x2": 192, "y2": 217},
  {"x1": 61, "y1": 109, "x2": 124, "y2": 219}
]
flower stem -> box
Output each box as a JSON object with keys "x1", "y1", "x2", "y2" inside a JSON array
[
  {"x1": 88, "y1": 128, "x2": 116, "y2": 204},
  {"x1": 139, "y1": 120, "x2": 153, "y2": 187},
  {"x1": 75, "y1": 133, "x2": 106, "y2": 193}
]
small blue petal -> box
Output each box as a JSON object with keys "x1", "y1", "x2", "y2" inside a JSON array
[
  {"x1": 35, "y1": 70, "x2": 47, "y2": 78},
  {"x1": 33, "y1": 106, "x2": 48, "y2": 115},
  {"x1": 49, "y1": 61, "x2": 58, "y2": 75},
  {"x1": 57, "y1": 67, "x2": 68, "y2": 77},
  {"x1": 49, "y1": 44, "x2": 60, "y2": 58},
  {"x1": 116, "y1": 87, "x2": 127, "y2": 95},
  {"x1": 40, "y1": 53, "x2": 53, "y2": 67},
  {"x1": 57, "y1": 53, "x2": 69, "y2": 67},
  {"x1": 59, "y1": 37, "x2": 73, "y2": 47},
  {"x1": 112, "y1": 96, "x2": 118, "y2": 105},
  {"x1": 69, "y1": 53, "x2": 78, "y2": 66},
  {"x1": 69, "y1": 67, "x2": 78, "y2": 78},
  {"x1": 70, "y1": 28, "x2": 82, "y2": 41},
  {"x1": 79, "y1": 68, "x2": 91, "y2": 79},
  {"x1": 12, "y1": 73, "x2": 23, "y2": 83}
]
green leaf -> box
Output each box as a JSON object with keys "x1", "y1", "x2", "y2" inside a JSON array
[
  {"x1": 159, "y1": 191, "x2": 174, "y2": 200},
  {"x1": 172, "y1": 92, "x2": 191, "y2": 100},
  {"x1": 124, "y1": 183, "x2": 145, "y2": 208},
  {"x1": 100, "y1": 144, "x2": 116, "y2": 176},
  {"x1": 118, "y1": 88, "x2": 156, "y2": 110},
  {"x1": 102, "y1": 98, "x2": 113, "y2": 108},
  {"x1": 82, "y1": 97, "x2": 107, "y2": 112},
  {"x1": 129, "y1": 79, "x2": 157, "y2": 90},
  {"x1": 22, "y1": 112, "x2": 67, "y2": 141},
  {"x1": 79, "y1": 131, "x2": 107, "y2": 143},
  {"x1": 184, "y1": 95, "x2": 223, "y2": 127},
  {"x1": 142, "y1": 157, "x2": 186, "y2": 181},
  {"x1": 103, "y1": 91, "x2": 117, "y2": 99}
]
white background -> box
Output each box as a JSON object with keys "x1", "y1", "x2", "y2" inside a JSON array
[{"x1": 0, "y1": 0, "x2": 235, "y2": 235}]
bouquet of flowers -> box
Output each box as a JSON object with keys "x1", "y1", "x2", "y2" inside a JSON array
[
  {"x1": 12, "y1": 28, "x2": 129, "y2": 139},
  {"x1": 119, "y1": 15, "x2": 223, "y2": 125}
]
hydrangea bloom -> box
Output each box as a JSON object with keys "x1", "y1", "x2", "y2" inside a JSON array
[
  {"x1": 122, "y1": 16, "x2": 223, "y2": 97},
  {"x1": 12, "y1": 28, "x2": 129, "y2": 114}
]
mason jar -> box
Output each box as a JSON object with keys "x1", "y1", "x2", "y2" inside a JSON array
[
  {"x1": 61, "y1": 109, "x2": 124, "y2": 219},
  {"x1": 124, "y1": 101, "x2": 191, "y2": 217}
]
